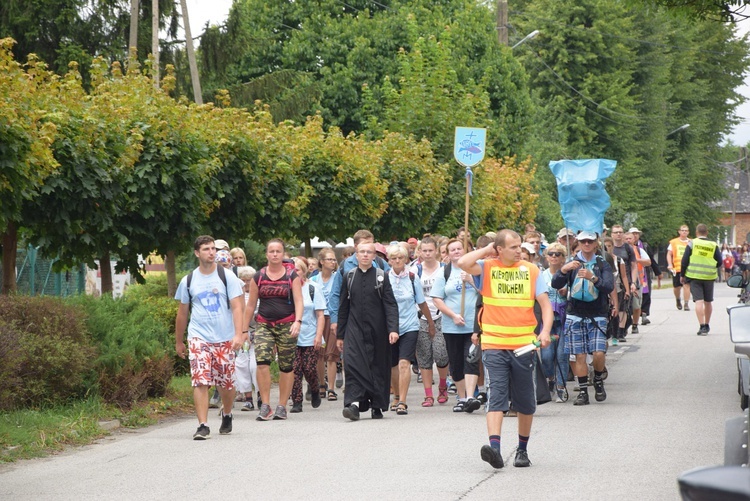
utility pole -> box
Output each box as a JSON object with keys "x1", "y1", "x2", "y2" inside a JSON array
[
  {"x1": 733, "y1": 147, "x2": 745, "y2": 247},
  {"x1": 497, "y1": 0, "x2": 508, "y2": 45},
  {"x1": 152, "y1": 0, "x2": 159, "y2": 88},
  {"x1": 129, "y1": 0, "x2": 138, "y2": 54},
  {"x1": 180, "y1": 0, "x2": 203, "y2": 104}
]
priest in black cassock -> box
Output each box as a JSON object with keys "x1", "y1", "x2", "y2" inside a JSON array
[{"x1": 336, "y1": 241, "x2": 400, "y2": 420}]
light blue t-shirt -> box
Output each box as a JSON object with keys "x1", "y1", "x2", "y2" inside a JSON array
[
  {"x1": 430, "y1": 265, "x2": 478, "y2": 334},
  {"x1": 175, "y1": 267, "x2": 245, "y2": 343},
  {"x1": 297, "y1": 281, "x2": 327, "y2": 347},
  {"x1": 309, "y1": 273, "x2": 334, "y2": 316},
  {"x1": 388, "y1": 270, "x2": 426, "y2": 336}
]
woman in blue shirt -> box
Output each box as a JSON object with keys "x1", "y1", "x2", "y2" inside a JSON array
[
  {"x1": 290, "y1": 257, "x2": 327, "y2": 413},
  {"x1": 431, "y1": 238, "x2": 480, "y2": 413},
  {"x1": 310, "y1": 248, "x2": 340, "y2": 401},
  {"x1": 387, "y1": 244, "x2": 434, "y2": 415}
]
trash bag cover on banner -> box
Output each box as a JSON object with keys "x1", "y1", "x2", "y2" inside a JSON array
[{"x1": 548, "y1": 159, "x2": 616, "y2": 234}]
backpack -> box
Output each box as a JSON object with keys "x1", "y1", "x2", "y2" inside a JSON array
[
  {"x1": 569, "y1": 256, "x2": 604, "y2": 302},
  {"x1": 415, "y1": 262, "x2": 448, "y2": 281},
  {"x1": 724, "y1": 256, "x2": 733, "y2": 269},
  {"x1": 186, "y1": 265, "x2": 230, "y2": 311},
  {"x1": 346, "y1": 267, "x2": 386, "y2": 299}
]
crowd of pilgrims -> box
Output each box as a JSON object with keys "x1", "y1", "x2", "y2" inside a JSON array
[{"x1": 208, "y1": 222, "x2": 638, "y2": 417}]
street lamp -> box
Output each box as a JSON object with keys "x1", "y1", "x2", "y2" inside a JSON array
[
  {"x1": 666, "y1": 123, "x2": 690, "y2": 137},
  {"x1": 512, "y1": 30, "x2": 539, "y2": 49}
]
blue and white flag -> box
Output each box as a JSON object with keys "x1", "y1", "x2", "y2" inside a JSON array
[{"x1": 454, "y1": 127, "x2": 487, "y2": 196}]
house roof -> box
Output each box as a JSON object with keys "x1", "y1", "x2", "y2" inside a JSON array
[{"x1": 715, "y1": 162, "x2": 750, "y2": 214}]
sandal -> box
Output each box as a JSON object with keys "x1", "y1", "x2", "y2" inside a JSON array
[
  {"x1": 396, "y1": 402, "x2": 408, "y2": 415},
  {"x1": 327, "y1": 390, "x2": 338, "y2": 401},
  {"x1": 390, "y1": 396, "x2": 400, "y2": 411},
  {"x1": 437, "y1": 386, "x2": 449, "y2": 404},
  {"x1": 319, "y1": 385, "x2": 327, "y2": 399},
  {"x1": 453, "y1": 401, "x2": 465, "y2": 412},
  {"x1": 422, "y1": 396, "x2": 434, "y2": 407}
]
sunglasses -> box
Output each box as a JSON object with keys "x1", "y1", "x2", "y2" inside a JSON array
[
  {"x1": 547, "y1": 252, "x2": 563, "y2": 257},
  {"x1": 579, "y1": 239, "x2": 595, "y2": 244}
]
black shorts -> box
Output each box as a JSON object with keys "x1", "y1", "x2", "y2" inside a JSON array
[
  {"x1": 689, "y1": 280, "x2": 715, "y2": 302},
  {"x1": 672, "y1": 272, "x2": 685, "y2": 288},
  {"x1": 443, "y1": 332, "x2": 479, "y2": 380},
  {"x1": 391, "y1": 331, "x2": 418, "y2": 367}
]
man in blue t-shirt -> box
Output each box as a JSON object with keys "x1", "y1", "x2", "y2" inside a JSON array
[{"x1": 175, "y1": 235, "x2": 245, "y2": 440}]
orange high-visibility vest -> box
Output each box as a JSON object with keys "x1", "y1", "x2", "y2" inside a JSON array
[
  {"x1": 669, "y1": 238, "x2": 690, "y2": 273},
  {"x1": 479, "y1": 259, "x2": 539, "y2": 350}
]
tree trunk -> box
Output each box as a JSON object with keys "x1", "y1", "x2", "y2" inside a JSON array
[
  {"x1": 1, "y1": 222, "x2": 18, "y2": 295},
  {"x1": 100, "y1": 251, "x2": 113, "y2": 296},
  {"x1": 129, "y1": 0, "x2": 139, "y2": 53},
  {"x1": 304, "y1": 237, "x2": 312, "y2": 258},
  {"x1": 180, "y1": 0, "x2": 203, "y2": 104},
  {"x1": 152, "y1": 0, "x2": 159, "y2": 87},
  {"x1": 165, "y1": 250, "x2": 177, "y2": 298}
]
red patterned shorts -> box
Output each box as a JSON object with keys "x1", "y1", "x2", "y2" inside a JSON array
[{"x1": 188, "y1": 338, "x2": 235, "y2": 389}]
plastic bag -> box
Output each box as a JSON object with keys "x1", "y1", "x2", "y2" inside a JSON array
[{"x1": 549, "y1": 159, "x2": 616, "y2": 234}]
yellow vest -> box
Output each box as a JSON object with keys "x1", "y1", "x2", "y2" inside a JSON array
[
  {"x1": 669, "y1": 237, "x2": 690, "y2": 273},
  {"x1": 479, "y1": 260, "x2": 539, "y2": 350},
  {"x1": 684, "y1": 239, "x2": 718, "y2": 281}
]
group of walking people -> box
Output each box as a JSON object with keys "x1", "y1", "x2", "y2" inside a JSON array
[{"x1": 173, "y1": 221, "x2": 721, "y2": 469}]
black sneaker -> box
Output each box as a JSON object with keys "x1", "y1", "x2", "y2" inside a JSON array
[
  {"x1": 676, "y1": 298, "x2": 682, "y2": 310},
  {"x1": 631, "y1": 325, "x2": 639, "y2": 334},
  {"x1": 705, "y1": 324, "x2": 711, "y2": 334},
  {"x1": 618, "y1": 336, "x2": 627, "y2": 343},
  {"x1": 311, "y1": 389, "x2": 322, "y2": 409},
  {"x1": 697, "y1": 325, "x2": 709, "y2": 336},
  {"x1": 593, "y1": 379, "x2": 607, "y2": 402},
  {"x1": 514, "y1": 449, "x2": 531, "y2": 467},
  {"x1": 193, "y1": 424, "x2": 210, "y2": 440},
  {"x1": 371, "y1": 408, "x2": 383, "y2": 419},
  {"x1": 480, "y1": 445, "x2": 504, "y2": 469},
  {"x1": 219, "y1": 412, "x2": 232, "y2": 434},
  {"x1": 343, "y1": 404, "x2": 360, "y2": 421},
  {"x1": 290, "y1": 402, "x2": 303, "y2": 413},
  {"x1": 464, "y1": 398, "x2": 482, "y2": 413},
  {"x1": 574, "y1": 391, "x2": 590, "y2": 406}
]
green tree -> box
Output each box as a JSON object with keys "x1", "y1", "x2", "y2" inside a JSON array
[{"x1": 0, "y1": 39, "x2": 59, "y2": 294}]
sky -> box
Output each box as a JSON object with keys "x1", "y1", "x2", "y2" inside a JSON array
[{"x1": 182, "y1": 1, "x2": 750, "y2": 146}]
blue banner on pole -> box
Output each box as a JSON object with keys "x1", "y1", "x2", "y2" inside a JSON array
[{"x1": 549, "y1": 159, "x2": 617, "y2": 235}]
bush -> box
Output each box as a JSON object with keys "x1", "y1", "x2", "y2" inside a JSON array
[
  {"x1": 0, "y1": 296, "x2": 96, "y2": 411},
  {"x1": 69, "y1": 294, "x2": 174, "y2": 407}
]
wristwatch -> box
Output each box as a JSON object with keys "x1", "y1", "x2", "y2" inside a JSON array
[{"x1": 295, "y1": 319, "x2": 302, "y2": 324}]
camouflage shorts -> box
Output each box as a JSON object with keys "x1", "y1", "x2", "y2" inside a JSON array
[{"x1": 255, "y1": 322, "x2": 297, "y2": 373}]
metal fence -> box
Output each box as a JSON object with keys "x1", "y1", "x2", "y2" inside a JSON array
[{"x1": 0, "y1": 245, "x2": 86, "y2": 296}]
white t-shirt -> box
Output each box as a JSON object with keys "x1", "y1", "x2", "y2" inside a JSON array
[
  {"x1": 409, "y1": 263, "x2": 444, "y2": 319},
  {"x1": 175, "y1": 267, "x2": 244, "y2": 343}
]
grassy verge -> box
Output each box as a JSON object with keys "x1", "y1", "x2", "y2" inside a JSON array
[
  {"x1": 0, "y1": 376, "x2": 194, "y2": 463},
  {"x1": 0, "y1": 363, "x2": 280, "y2": 463}
]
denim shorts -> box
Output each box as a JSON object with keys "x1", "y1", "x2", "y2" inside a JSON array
[{"x1": 482, "y1": 349, "x2": 536, "y2": 415}]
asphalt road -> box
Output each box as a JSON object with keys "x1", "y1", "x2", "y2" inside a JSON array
[{"x1": 0, "y1": 285, "x2": 743, "y2": 500}]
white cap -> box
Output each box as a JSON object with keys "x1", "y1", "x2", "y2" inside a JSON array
[
  {"x1": 214, "y1": 239, "x2": 230, "y2": 250},
  {"x1": 576, "y1": 231, "x2": 598, "y2": 241},
  {"x1": 628, "y1": 227, "x2": 641, "y2": 234},
  {"x1": 521, "y1": 242, "x2": 536, "y2": 254}
]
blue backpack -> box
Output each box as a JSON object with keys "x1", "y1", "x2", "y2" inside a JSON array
[{"x1": 569, "y1": 256, "x2": 604, "y2": 302}]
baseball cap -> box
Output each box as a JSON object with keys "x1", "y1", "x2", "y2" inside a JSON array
[
  {"x1": 628, "y1": 227, "x2": 641, "y2": 234},
  {"x1": 556, "y1": 228, "x2": 576, "y2": 239},
  {"x1": 521, "y1": 242, "x2": 536, "y2": 254},
  {"x1": 375, "y1": 243, "x2": 387, "y2": 256},
  {"x1": 576, "y1": 231, "x2": 598, "y2": 241},
  {"x1": 214, "y1": 239, "x2": 230, "y2": 251},
  {"x1": 407, "y1": 237, "x2": 418, "y2": 245}
]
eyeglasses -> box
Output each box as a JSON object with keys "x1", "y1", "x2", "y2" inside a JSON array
[
  {"x1": 323, "y1": 258, "x2": 337, "y2": 262},
  {"x1": 579, "y1": 239, "x2": 595, "y2": 244},
  {"x1": 547, "y1": 252, "x2": 563, "y2": 257},
  {"x1": 611, "y1": 231, "x2": 623, "y2": 234}
]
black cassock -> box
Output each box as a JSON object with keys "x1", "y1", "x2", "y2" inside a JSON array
[{"x1": 337, "y1": 266, "x2": 399, "y2": 412}]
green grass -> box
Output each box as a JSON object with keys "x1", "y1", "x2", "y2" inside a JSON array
[
  {"x1": 0, "y1": 366, "x2": 281, "y2": 463},
  {"x1": 0, "y1": 376, "x2": 194, "y2": 463}
]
